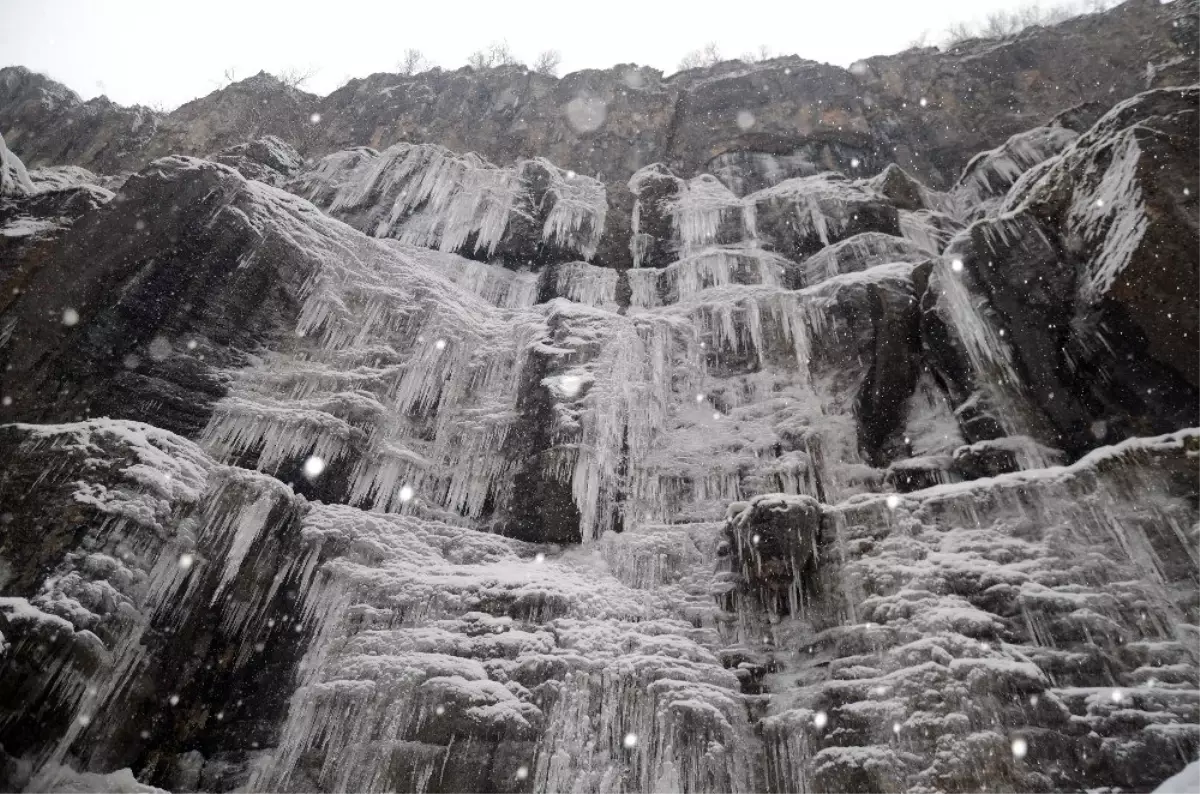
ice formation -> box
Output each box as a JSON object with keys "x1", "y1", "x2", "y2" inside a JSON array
[
  {"x1": 0, "y1": 132, "x2": 35, "y2": 196},
  {"x1": 290, "y1": 143, "x2": 607, "y2": 262},
  {"x1": 0, "y1": 58, "x2": 1196, "y2": 794}
]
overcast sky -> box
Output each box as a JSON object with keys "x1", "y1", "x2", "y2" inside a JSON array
[{"x1": 2, "y1": 0, "x2": 1121, "y2": 110}]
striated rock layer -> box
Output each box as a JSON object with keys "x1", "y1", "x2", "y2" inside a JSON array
[{"x1": 0, "y1": 6, "x2": 1197, "y2": 794}]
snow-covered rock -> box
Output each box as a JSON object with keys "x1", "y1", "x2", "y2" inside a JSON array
[{"x1": 0, "y1": 30, "x2": 1195, "y2": 794}]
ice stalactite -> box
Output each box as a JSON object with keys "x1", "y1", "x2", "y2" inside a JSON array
[
  {"x1": 566, "y1": 311, "x2": 702, "y2": 539},
  {"x1": 628, "y1": 247, "x2": 786, "y2": 309},
  {"x1": 898, "y1": 210, "x2": 958, "y2": 255},
  {"x1": 949, "y1": 126, "x2": 1078, "y2": 219},
  {"x1": 670, "y1": 175, "x2": 754, "y2": 255},
  {"x1": 412, "y1": 246, "x2": 540, "y2": 309},
  {"x1": 554, "y1": 262, "x2": 620, "y2": 308},
  {"x1": 249, "y1": 502, "x2": 754, "y2": 793},
  {"x1": 0, "y1": 421, "x2": 308, "y2": 788},
  {"x1": 0, "y1": 131, "x2": 35, "y2": 196},
  {"x1": 540, "y1": 165, "x2": 608, "y2": 261},
  {"x1": 798, "y1": 232, "x2": 926, "y2": 287},
  {"x1": 202, "y1": 227, "x2": 554, "y2": 522},
  {"x1": 290, "y1": 143, "x2": 607, "y2": 263},
  {"x1": 1063, "y1": 130, "x2": 1148, "y2": 302}
]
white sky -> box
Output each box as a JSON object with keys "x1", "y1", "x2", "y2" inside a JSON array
[{"x1": 1, "y1": 0, "x2": 1107, "y2": 110}]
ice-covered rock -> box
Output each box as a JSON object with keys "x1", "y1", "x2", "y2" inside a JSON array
[
  {"x1": 0, "y1": 16, "x2": 1196, "y2": 793},
  {"x1": 0, "y1": 131, "x2": 34, "y2": 196},
  {"x1": 290, "y1": 142, "x2": 607, "y2": 264},
  {"x1": 927, "y1": 86, "x2": 1199, "y2": 455},
  {"x1": 948, "y1": 125, "x2": 1079, "y2": 220},
  {"x1": 209, "y1": 135, "x2": 304, "y2": 186}
]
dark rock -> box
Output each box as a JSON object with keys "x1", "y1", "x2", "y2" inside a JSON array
[
  {"x1": 939, "y1": 86, "x2": 1199, "y2": 454},
  {"x1": 0, "y1": 156, "x2": 319, "y2": 437},
  {"x1": 725, "y1": 494, "x2": 823, "y2": 616}
]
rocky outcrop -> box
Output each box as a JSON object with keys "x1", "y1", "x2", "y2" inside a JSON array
[
  {"x1": 927, "y1": 86, "x2": 1199, "y2": 455},
  {"x1": 210, "y1": 136, "x2": 304, "y2": 187}
]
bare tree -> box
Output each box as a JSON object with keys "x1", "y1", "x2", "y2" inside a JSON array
[
  {"x1": 941, "y1": 0, "x2": 1120, "y2": 48},
  {"x1": 907, "y1": 29, "x2": 931, "y2": 49},
  {"x1": 533, "y1": 49, "x2": 562, "y2": 77},
  {"x1": 738, "y1": 45, "x2": 773, "y2": 63},
  {"x1": 981, "y1": 11, "x2": 1018, "y2": 38},
  {"x1": 490, "y1": 40, "x2": 521, "y2": 66},
  {"x1": 279, "y1": 65, "x2": 318, "y2": 89},
  {"x1": 466, "y1": 40, "x2": 523, "y2": 70},
  {"x1": 212, "y1": 67, "x2": 238, "y2": 90},
  {"x1": 677, "y1": 41, "x2": 723, "y2": 71},
  {"x1": 942, "y1": 21, "x2": 976, "y2": 47},
  {"x1": 398, "y1": 48, "x2": 431, "y2": 75}
]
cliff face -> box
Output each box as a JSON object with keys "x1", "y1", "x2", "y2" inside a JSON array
[
  {"x1": 0, "y1": 2, "x2": 1198, "y2": 793},
  {"x1": 2, "y1": 0, "x2": 1196, "y2": 269}
]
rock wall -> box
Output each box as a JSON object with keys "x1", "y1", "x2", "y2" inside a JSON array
[
  {"x1": 0, "y1": 3, "x2": 1197, "y2": 793},
  {"x1": 2, "y1": 0, "x2": 1196, "y2": 269}
]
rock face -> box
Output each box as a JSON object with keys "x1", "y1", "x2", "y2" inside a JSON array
[
  {"x1": 2, "y1": 0, "x2": 1196, "y2": 270},
  {"x1": 0, "y1": 4, "x2": 1197, "y2": 794}
]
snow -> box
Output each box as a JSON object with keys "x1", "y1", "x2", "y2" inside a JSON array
[
  {"x1": 1, "y1": 216, "x2": 61, "y2": 237},
  {"x1": 28, "y1": 765, "x2": 168, "y2": 793},
  {"x1": 1154, "y1": 760, "x2": 1200, "y2": 793}
]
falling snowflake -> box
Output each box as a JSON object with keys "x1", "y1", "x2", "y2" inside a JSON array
[
  {"x1": 310, "y1": 113, "x2": 322, "y2": 124},
  {"x1": 435, "y1": 338, "x2": 447, "y2": 351},
  {"x1": 516, "y1": 766, "x2": 529, "y2": 780},
  {"x1": 168, "y1": 694, "x2": 180, "y2": 706},
  {"x1": 813, "y1": 711, "x2": 828, "y2": 729},
  {"x1": 623, "y1": 732, "x2": 638, "y2": 748},
  {"x1": 61, "y1": 308, "x2": 79, "y2": 326},
  {"x1": 535, "y1": 552, "x2": 546, "y2": 564},
  {"x1": 736, "y1": 110, "x2": 755, "y2": 131},
  {"x1": 399, "y1": 485, "x2": 415, "y2": 503},
  {"x1": 695, "y1": 393, "x2": 706, "y2": 403},
  {"x1": 951, "y1": 258, "x2": 964, "y2": 272},
  {"x1": 561, "y1": 375, "x2": 583, "y2": 396},
  {"x1": 1011, "y1": 737, "x2": 1028, "y2": 759},
  {"x1": 886, "y1": 494, "x2": 901, "y2": 509},
  {"x1": 566, "y1": 96, "x2": 607, "y2": 133},
  {"x1": 148, "y1": 335, "x2": 172, "y2": 361},
  {"x1": 303, "y1": 456, "x2": 326, "y2": 478},
  {"x1": 178, "y1": 553, "x2": 195, "y2": 570}
]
